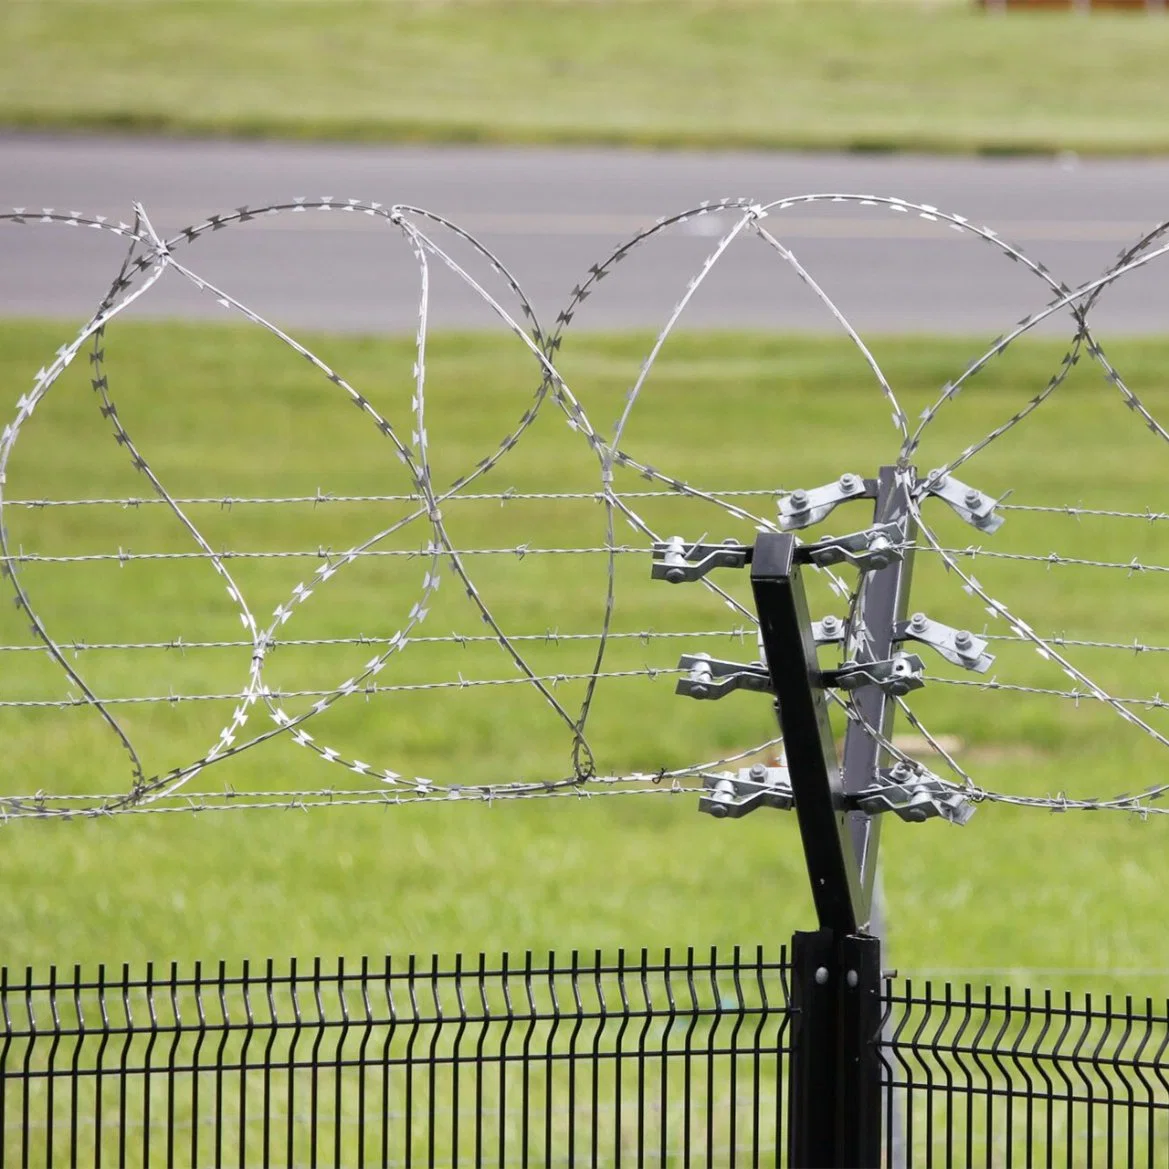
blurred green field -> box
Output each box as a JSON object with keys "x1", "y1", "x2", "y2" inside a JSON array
[
  {"x1": 0, "y1": 320, "x2": 1168, "y2": 998},
  {"x1": 3, "y1": 1, "x2": 1169, "y2": 155}
]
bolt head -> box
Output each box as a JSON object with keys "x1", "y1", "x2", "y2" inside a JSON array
[
  {"x1": 691, "y1": 684, "x2": 709, "y2": 699},
  {"x1": 839, "y1": 473, "x2": 859, "y2": 492},
  {"x1": 814, "y1": 967, "x2": 830, "y2": 986},
  {"x1": 964, "y1": 488, "x2": 982, "y2": 507},
  {"x1": 790, "y1": 489, "x2": 809, "y2": 508},
  {"x1": 846, "y1": 970, "x2": 859, "y2": 989},
  {"x1": 749, "y1": 763, "x2": 767, "y2": 781},
  {"x1": 665, "y1": 567, "x2": 685, "y2": 583},
  {"x1": 709, "y1": 801, "x2": 730, "y2": 819},
  {"x1": 910, "y1": 611, "x2": 927, "y2": 630},
  {"x1": 954, "y1": 629, "x2": 974, "y2": 649}
]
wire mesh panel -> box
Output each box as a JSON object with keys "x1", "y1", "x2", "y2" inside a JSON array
[
  {"x1": 0, "y1": 946, "x2": 791, "y2": 1168},
  {"x1": 881, "y1": 978, "x2": 1169, "y2": 1168}
]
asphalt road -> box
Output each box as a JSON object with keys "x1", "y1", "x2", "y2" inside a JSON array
[{"x1": 3, "y1": 134, "x2": 1168, "y2": 336}]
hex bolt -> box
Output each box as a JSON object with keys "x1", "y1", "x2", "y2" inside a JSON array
[
  {"x1": 820, "y1": 615, "x2": 839, "y2": 635},
  {"x1": 789, "y1": 489, "x2": 809, "y2": 510},
  {"x1": 910, "y1": 612, "x2": 928, "y2": 631},
  {"x1": 846, "y1": 970, "x2": 859, "y2": 989},
  {"x1": 964, "y1": 487, "x2": 982, "y2": 508},
  {"x1": 926, "y1": 468, "x2": 947, "y2": 489},
  {"x1": 814, "y1": 967, "x2": 829, "y2": 986},
  {"x1": 665, "y1": 567, "x2": 685, "y2": 583},
  {"x1": 749, "y1": 763, "x2": 768, "y2": 781},
  {"x1": 838, "y1": 473, "x2": 860, "y2": 493},
  {"x1": 954, "y1": 630, "x2": 974, "y2": 651}
]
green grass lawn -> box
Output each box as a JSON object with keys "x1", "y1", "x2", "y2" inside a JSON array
[
  {"x1": 3, "y1": 1, "x2": 1169, "y2": 155},
  {"x1": 0, "y1": 320, "x2": 1167, "y2": 998}
]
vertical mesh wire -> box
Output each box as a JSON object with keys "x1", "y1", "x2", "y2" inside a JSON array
[{"x1": 1, "y1": 946, "x2": 792, "y2": 1167}]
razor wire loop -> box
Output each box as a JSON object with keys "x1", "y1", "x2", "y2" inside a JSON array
[{"x1": 2, "y1": 191, "x2": 1169, "y2": 820}]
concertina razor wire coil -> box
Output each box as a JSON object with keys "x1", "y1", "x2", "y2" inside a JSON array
[{"x1": 1, "y1": 194, "x2": 1168, "y2": 821}]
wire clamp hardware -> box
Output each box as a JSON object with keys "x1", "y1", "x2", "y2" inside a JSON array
[
  {"x1": 699, "y1": 763, "x2": 793, "y2": 819},
  {"x1": 798, "y1": 522, "x2": 904, "y2": 572},
  {"x1": 650, "y1": 536, "x2": 751, "y2": 583},
  {"x1": 895, "y1": 612, "x2": 994, "y2": 672},
  {"x1": 852, "y1": 763, "x2": 976, "y2": 825},
  {"x1": 812, "y1": 615, "x2": 848, "y2": 646},
  {"x1": 825, "y1": 652, "x2": 925, "y2": 696},
  {"x1": 920, "y1": 470, "x2": 1004, "y2": 534},
  {"x1": 676, "y1": 654, "x2": 773, "y2": 700},
  {"x1": 777, "y1": 473, "x2": 876, "y2": 531}
]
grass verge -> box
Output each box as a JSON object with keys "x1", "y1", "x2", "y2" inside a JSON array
[
  {"x1": 2, "y1": 2, "x2": 1169, "y2": 155},
  {"x1": 0, "y1": 321, "x2": 1167, "y2": 996}
]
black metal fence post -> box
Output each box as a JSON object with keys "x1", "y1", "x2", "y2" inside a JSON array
[
  {"x1": 788, "y1": 930, "x2": 883, "y2": 1169},
  {"x1": 750, "y1": 470, "x2": 915, "y2": 1168}
]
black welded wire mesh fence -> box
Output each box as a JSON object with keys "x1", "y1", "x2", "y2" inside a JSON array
[
  {"x1": 3, "y1": 946, "x2": 1169, "y2": 1167},
  {"x1": 879, "y1": 979, "x2": 1169, "y2": 1168},
  {"x1": 0, "y1": 947, "x2": 790, "y2": 1168}
]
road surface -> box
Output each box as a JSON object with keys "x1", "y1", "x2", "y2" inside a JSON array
[{"x1": 3, "y1": 134, "x2": 1167, "y2": 335}]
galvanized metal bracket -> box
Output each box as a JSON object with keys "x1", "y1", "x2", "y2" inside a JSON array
[
  {"x1": 778, "y1": 473, "x2": 876, "y2": 531},
  {"x1": 920, "y1": 470, "x2": 1004, "y2": 535},
  {"x1": 676, "y1": 654, "x2": 773, "y2": 700},
  {"x1": 798, "y1": 522, "x2": 904, "y2": 572},
  {"x1": 825, "y1": 652, "x2": 925, "y2": 696},
  {"x1": 698, "y1": 763, "x2": 794, "y2": 819},
  {"x1": 896, "y1": 612, "x2": 994, "y2": 673},
  {"x1": 851, "y1": 764, "x2": 976, "y2": 825},
  {"x1": 812, "y1": 615, "x2": 847, "y2": 646},
  {"x1": 650, "y1": 536, "x2": 750, "y2": 583}
]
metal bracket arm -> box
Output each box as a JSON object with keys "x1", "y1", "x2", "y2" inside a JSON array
[
  {"x1": 798, "y1": 522, "x2": 904, "y2": 572},
  {"x1": 698, "y1": 764, "x2": 793, "y2": 819},
  {"x1": 778, "y1": 473, "x2": 876, "y2": 531},
  {"x1": 825, "y1": 653, "x2": 925, "y2": 696},
  {"x1": 651, "y1": 536, "x2": 751, "y2": 583},
  {"x1": 676, "y1": 654, "x2": 772, "y2": 700},
  {"x1": 896, "y1": 612, "x2": 994, "y2": 672},
  {"x1": 852, "y1": 764, "x2": 977, "y2": 826},
  {"x1": 920, "y1": 470, "x2": 1004, "y2": 534}
]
